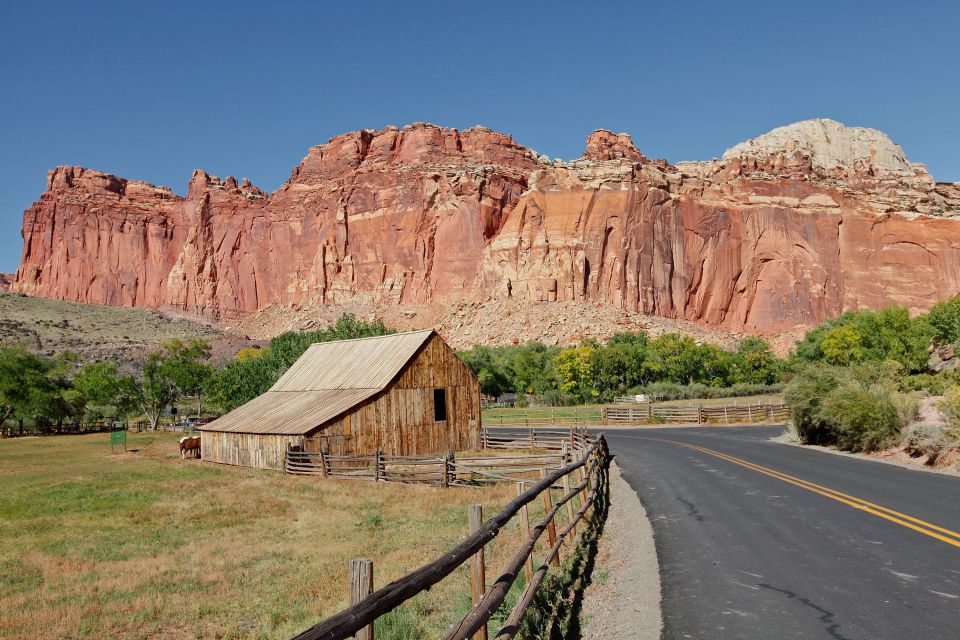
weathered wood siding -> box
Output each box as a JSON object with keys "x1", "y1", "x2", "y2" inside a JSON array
[
  {"x1": 201, "y1": 431, "x2": 301, "y2": 470},
  {"x1": 305, "y1": 334, "x2": 481, "y2": 456}
]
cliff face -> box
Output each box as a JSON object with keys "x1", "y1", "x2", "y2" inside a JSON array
[
  {"x1": 14, "y1": 119, "x2": 960, "y2": 334},
  {"x1": 15, "y1": 124, "x2": 536, "y2": 317}
]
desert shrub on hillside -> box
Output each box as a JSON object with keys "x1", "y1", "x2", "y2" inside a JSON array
[
  {"x1": 901, "y1": 371, "x2": 960, "y2": 395},
  {"x1": 937, "y1": 386, "x2": 960, "y2": 432},
  {"x1": 905, "y1": 423, "x2": 951, "y2": 459}
]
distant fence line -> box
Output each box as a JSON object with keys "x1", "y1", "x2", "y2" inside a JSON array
[
  {"x1": 603, "y1": 402, "x2": 789, "y2": 424},
  {"x1": 1, "y1": 421, "x2": 127, "y2": 438},
  {"x1": 483, "y1": 402, "x2": 789, "y2": 427},
  {"x1": 289, "y1": 435, "x2": 610, "y2": 640}
]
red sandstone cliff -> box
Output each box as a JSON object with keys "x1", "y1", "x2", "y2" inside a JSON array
[{"x1": 14, "y1": 119, "x2": 960, "y2": 334}]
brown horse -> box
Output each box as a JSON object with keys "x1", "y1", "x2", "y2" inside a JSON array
[{"x1": 179, "y1": 435, "x2": 201, "y2": 459}]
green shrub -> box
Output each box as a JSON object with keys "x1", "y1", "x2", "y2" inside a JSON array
[
  {"x1": 784, "y1": 365, "x2": 846, "y2": 445},
  {"x1": 785, "y1": 362, "x2": 915, "y2": 451},
  {"x1": 819, "y1": 385, "x2": 902, "y2": 452}
]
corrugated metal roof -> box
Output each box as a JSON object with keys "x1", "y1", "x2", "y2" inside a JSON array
[
  {"x1": 199, "y1": 388, "x2": 380, "y2": 435},
  {"x1": 201, "y1": 329, "x2": 435, "y2": 435},
  {"x1": 270, "y1": 329, "x2": 434, "y2": 392}
]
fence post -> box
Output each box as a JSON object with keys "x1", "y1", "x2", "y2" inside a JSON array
[
  {"x1": 442, "y1": 455, "x2": 450, "y2": 488},
  {"x1": 748, "y1": 405, "x2": 753, "y2": 422},
  {"x1": 349, "y1": 558, "x2": 375, "y2": 640},
  {"x1": 724, "y1": 406, "x2": 729, "y2": 423},
  {"x1": 374, "y1": 449, "x2": 382, "y2": 482},
  {"x1": 448, "y1": 450, "x2": 456, "y2": 485},
  {"x1": 698, "y1": 405, "x2": 704, "y2": 424},
  {"x1": 563, "y1": 472, "x2": 577, "y2": 538},
  {"x1": 540, "y1": 469, "x2": 560, "y2": 566},
  {"x1": 561, "y1": 440, "x2": 569, "y2": 464},
  {"x1": 467, "y1": 505, "x2": 488, "y2": 640},
  {"x1": 529, "y1": 428, "x2": 535, "y2": 450},
  {"x1": 319, "y1": 448, "x2": 329, "y2": 479},
  {"x1": 516, "y1": 482, "x2": 535, "y2": 584}
]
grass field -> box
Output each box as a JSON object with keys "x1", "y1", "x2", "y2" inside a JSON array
[{"x1": 0, "y1": 432, "x2": 539, "y2": 639}]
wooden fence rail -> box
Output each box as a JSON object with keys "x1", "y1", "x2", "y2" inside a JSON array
[{"x1": 289, "y1": 436, "x2": 609, "y2": 640}]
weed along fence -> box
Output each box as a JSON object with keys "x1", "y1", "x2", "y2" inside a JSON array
[
  {"x1": 289, "y1": 434, "x2": 610, "y2": 640},
  {"x1": 284, "y1": 427, "x2": 592, "y2": 486},
  {"x1": 602, "y1": 402, "x2": 790, "y2": 424}
]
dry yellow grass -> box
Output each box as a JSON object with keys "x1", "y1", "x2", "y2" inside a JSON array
[{"x1": 0, "y1": 432, "x2": 556, "y2": 639}]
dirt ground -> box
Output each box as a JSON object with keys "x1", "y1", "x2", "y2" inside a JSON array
[{"x1": 581, "y1": 461, "x2": 662, "y2": 639}]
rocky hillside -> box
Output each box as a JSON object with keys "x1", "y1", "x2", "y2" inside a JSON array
[
  {"x1": 12, "y1": 119, "x2": 960, "y2": 342},
  {"x1": 0, "y1": 292, "x2": 253, "y2": 370}
]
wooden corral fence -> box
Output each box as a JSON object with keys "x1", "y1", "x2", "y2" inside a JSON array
[
  {"x1": 481, "y1": 426, "x2": 591, "y2": 451},
  {"x1": 285, "y1": 427, "x2": 594, "y2": 486},
  {"x1": 602, "y1": 402, "x2": 789, "y2": 424},
  {"x1": 289, "y1": 435, "x2": 610, "y2": 640}
]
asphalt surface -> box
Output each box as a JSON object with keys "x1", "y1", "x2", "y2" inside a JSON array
[{"x1": 601, "y1": 426, "x2": 960, "y2": 640}]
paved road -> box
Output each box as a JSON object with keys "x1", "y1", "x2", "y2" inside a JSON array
[{"x1": 602, "y1": 426, "x2": 960, "y2": 640}]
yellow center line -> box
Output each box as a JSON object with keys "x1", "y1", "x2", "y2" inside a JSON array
[{"x1": 617, "y1": 435, "x2": 960, "y2": 549}]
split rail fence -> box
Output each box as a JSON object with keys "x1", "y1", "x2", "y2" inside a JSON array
[
  {"x1": 284, "y1": 426, "x2": 592, "y2": 486},
  {"x1": 602, "y1": 402, "x2": 789, "y2": 424},
  {"x1": 289, "y1": 434, "x2": 610, "y2": 640}
]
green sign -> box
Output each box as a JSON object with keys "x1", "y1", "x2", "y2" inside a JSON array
[{"x1": 110, "y1": 429, "x2": 126, "y2": 452}]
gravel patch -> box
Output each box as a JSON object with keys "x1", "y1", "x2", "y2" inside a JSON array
[{"x1": 581, "y1": 461, "x2": 662, "y2": 639}]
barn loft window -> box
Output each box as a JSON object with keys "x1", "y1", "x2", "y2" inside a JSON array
[{"x1": 434, "y1": 388, "x2": 448, "y2": 422}]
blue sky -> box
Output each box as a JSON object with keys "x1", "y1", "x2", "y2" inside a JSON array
[{"x1": 1, "y1": 1, "x2": 958, "y2": 272}]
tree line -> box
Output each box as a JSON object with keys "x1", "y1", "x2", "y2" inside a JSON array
[
  {"x1": 5, "y1": 294, "x2": 960, "y2": 433},
  {"x1": 0, "y1": 315, "x2": 392, "y2": 433}
]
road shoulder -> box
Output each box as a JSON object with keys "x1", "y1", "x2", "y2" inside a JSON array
[
  {"x1": 770, "y1": 432, "x2": 960, "y2": 478},
  {"x1": 581, "y1": 460, "x2": 662, "y2": 640}
]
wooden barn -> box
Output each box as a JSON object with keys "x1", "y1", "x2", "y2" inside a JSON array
[{"x1": 199, "y1": 329, "x2": 481, "y2": 469}]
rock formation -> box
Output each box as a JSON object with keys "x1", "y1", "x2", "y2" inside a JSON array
[{"x1": 13, "y1": 119, "x2": 960, "y2": 337}]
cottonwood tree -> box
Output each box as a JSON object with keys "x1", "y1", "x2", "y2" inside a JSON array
[
  {"x1": 66, "y1": 363, "x2": 137, "y2": 423},
  {"x1": 0, "y1": 347, "x2": 70, "y2": 432},
  {"x1": 135, "y1": 339, "x2": 212, "y2": 429}
]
